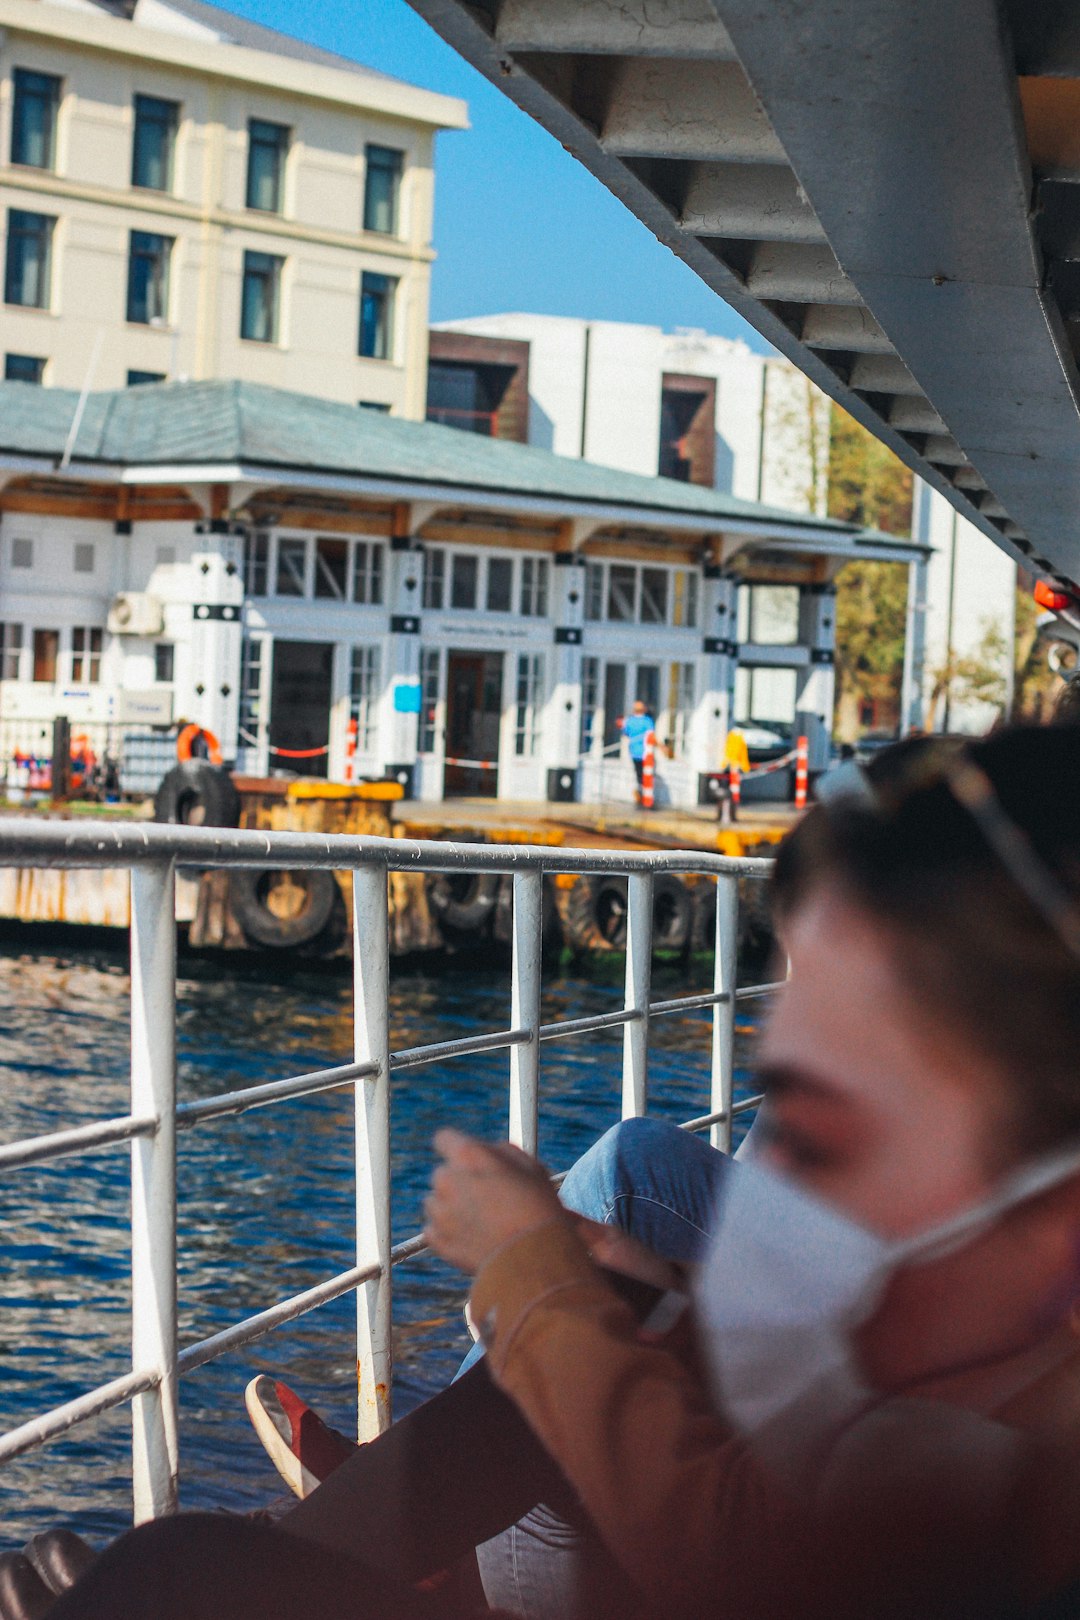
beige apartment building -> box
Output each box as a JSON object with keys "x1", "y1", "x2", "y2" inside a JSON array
[{"x1": 0, "y1": 0, "x2": 466, "y2": 409}]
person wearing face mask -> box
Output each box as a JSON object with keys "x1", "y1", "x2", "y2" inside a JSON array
[{"x1": 13, "y1": 725, "x2": 1080, "y2": 1620}]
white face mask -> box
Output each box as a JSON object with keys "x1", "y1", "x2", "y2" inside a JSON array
[{"x1": 694, "y1": 1141, "x2": 1080, "y2": 1484}]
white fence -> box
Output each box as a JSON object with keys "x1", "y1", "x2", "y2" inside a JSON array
[{"x1": 0, "y1": 821, "x2": 774, "y2": 1522}]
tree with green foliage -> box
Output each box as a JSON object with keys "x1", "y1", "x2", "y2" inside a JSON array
[{"x1": 827, "y1": 406, "x2": 914, "y2": 739}]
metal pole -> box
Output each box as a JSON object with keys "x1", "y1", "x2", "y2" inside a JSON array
[
  {"x1": 711, "y1": 873, "x2": 738, "y2": 1153},
  {"x1": 509, "y1": 870, "x2": 542, "y2": 1154},
  {"x1": 621, "y1": 872, "x2": 653, "y2": 1117},
  {"x1": 353, "y1": 865, "x2": 392, "y2": 1441},
  {"x1": 129, "y1": 860, "x2": 179, "y2": 1522}
]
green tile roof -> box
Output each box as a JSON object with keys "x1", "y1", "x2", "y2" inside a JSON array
[{"x1": 0, "y1": 377, "x2": 874, "y2": 537}]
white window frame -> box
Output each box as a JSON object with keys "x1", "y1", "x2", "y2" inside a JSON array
[
  {"x1": 520, "y1": 556, "x2": 549, "y2": 618},
  {"x1": 70, "y1": 625, "x2": 102, "y2": 684},
  {"x1": 514, "y1": 652, "x2": 544, "y2": 758},
  {"x1": 417, "y1": 646, "x2": 442, "y2": 754},
  {"x1": 351, "y1": 539, "x2": 384, "y2": 606},
  {"x1": 243, "y1": 530, "x2": 270, "y2": 597},
  {"x1": 0, "y1": 622, "x2": 23, "y2": 681},
  {"x1": 238, "y1": 635, "x2": 269, "y2": 764},
  {"x1": 349, "y1": 644, "x2": 381, "y2": 751},
  {"x1": 274, "y1": 534, "x2": 309, "y2": 598},
  {"x1": 663, "y1": 661, "x2": 696, "y2": 758},
  {"x1": 422, "y1": 548, "x2": 445, "y2": 611}
]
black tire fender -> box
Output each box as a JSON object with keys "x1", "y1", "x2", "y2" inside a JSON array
[
  {"x1": 154, "y1": 761, "x2": 240, "y2": 829},
  {"x1": 565, "y1": 874, "x2": 629, "y2": 951},
  {"x1": 651, "y1": 874, "x2": 693, "y2": 952},
  {"x1": 425, "y1": 871, "x2": 502, "y2": 937},
  {"x1": 229, "y1": 868, "x2": 338, "y2": 949}
]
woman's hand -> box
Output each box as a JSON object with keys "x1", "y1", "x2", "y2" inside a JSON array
[
  {"x1": 569, "y1": 1215, "x2": 686, "y2": 1293},
  {"x1": 423, "y1": 1129, "x2": 565, "y2": 1276}
]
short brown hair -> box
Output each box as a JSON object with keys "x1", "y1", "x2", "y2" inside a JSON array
[{"x1": 773, "y1": 728, "x2": 1080, "y2": 1157}]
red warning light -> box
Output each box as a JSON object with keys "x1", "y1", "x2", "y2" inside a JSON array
[{"x1": 1034, "y1": 580, "x2": 1075, "y2": 612}]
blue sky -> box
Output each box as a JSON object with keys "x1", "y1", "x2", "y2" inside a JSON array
[{"x1": 229, "y1": 0, "x2": 768, "y2": 349}]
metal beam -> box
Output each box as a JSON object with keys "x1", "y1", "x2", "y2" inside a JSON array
[
  {"x1": 495, "y1": 0, "x2": 735, "y2": 59},
  {"x1": 715, "y1": 0, "x2": 1080, "y2": 578},
  {"x1": 595, "y1": 57, "x2": 784, "y2": 162},
  {"x1": 681, "y1": 161, "x2": 823, "y2": 241}
]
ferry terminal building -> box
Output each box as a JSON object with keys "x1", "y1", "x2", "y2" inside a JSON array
[{"x1": 0, "y1": 378, "x2": 925, "y2": 807}]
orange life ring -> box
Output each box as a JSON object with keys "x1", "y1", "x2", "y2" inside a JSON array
[{"x1": 177, "y1": 723, "x2": 223, "y2": 767}]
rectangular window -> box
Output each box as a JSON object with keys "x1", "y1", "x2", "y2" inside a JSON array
[
  {"x1": 520, "y1": 557, "x2": 549, "y2": 618},
  {"x1": 132, "y1": 94, "x2": 178, "y2": 191},
  {"x1": 422, "y1": 547, "x2": 445, "y2": 611},
  {"x1": 73, "y1": 542, "x2": 94, "y2": 574},
  {"x1": 12, "y1": 69, "x2": 60, "y2": 170},
  {"x1": 514, "y1": 653, "x2": 543, "y2": 758},
  {"x1": 349, "y1": 645, "x2": 380, "y2": 751},
  {"x1": 734, "y1": 664, "x2": 799, "y2": 728},
  {"x1": 126, "y1": 230, "x2": 172, "y2": 324},
  {"x1": 5, "y1": 353, "x2": 45, "y2": 383},
  {"x1": 32, "y1": 628, "x2": 58, "y2": 683},
  {"x1": 71, "y1": 626, "x2": 102, "y2": 684},
  {"x1": 154, "y1": 642, "x2": 174, "y2": 683},
  {"x1": 238, "y1": 637, "x2": 264, "y2": 749},
  {"x1": 11, "y1": 538, "x2": 33, "y2": 568},
  {"x1": 672, "y1": 568, "x2": 699, "y2": 628},
  {"x1": 240, "y1": 251, "x2": 282, "y2": 343},
  {"x1": 276, "y1": 537, "x2": 307, "y2": 596},
  {"x1": 579, "y1": 654, "x2": 600, "y2": 756},
  {"x1": 363, "y1": 144, "x2": 404, "y2": 235},
  {"x1": 450, "y1": 553, "x2": 478, "y2": 610},
  {"x1": 359, "y1": 271, "x2": 396, "y2": 360},
  {"x1": 418, "y1": 647, "x2": 440, "y2": 753},
  {"x1": 664, "y1": 662, "x2": 695, "y2": 758},
  {"x1": 243, "y1": 530, "x2": 269, "y2": 596},
  {"x1": 640, "y1": 568, "x2": 668, "y2": 625},
  {"x1": 246, "y1": 118, "x2": 289, "y2": 212},
  {"x1": 352, "y1": 540, "x2": 384, "y2": 605},
  {"x1": 314, "y1": 536, "x2": 348, "y2": 600},
  {"x1": 0, "y1": 623, "x2": 23, "y2": 681},
  {"x1": 636, "y1": 663, "x2": 661, "y2": 717},
  {"x1": 585, "y1": 562, "x2": 604, "y2": 622},
  {"x1": 5, "y1": 210, "x2": 54, "y2": 308},
  {"x1": 739, "y1": 583, "x2": 800, "y2": 646},
  {"x1": 486, "y1": 556, "x2": 513, "y2": 613},
  {"x1": 127, "y1": 369, "x2": 165, "y2": 387},
  {"x1": 607, "y1": 564, "x2": 636, "y2": 623}
]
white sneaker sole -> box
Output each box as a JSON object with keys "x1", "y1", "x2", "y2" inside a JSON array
[{"x1": 244, "y1": 1376, "x2": 320, "y2": 1500}]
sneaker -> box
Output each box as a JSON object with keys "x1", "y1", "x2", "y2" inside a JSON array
[{"x1": 244, "y1": 1376, "x2": 356, "y2": 1499}]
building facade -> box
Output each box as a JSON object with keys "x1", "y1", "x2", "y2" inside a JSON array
[
  {"x1": 0, "y1": 379, "x2": 922, "y2": 807},
  {"x1": 433, "y1": 313, "x2": 1019, "y2": 736},
  {"x1": 0, "y1": 0, "x2": 465, "y2": 408}
]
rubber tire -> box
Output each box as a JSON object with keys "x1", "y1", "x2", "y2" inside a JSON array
[
  {"x1": 425, "y1": 872, "x2": 501, "y2": 938},
  {"x1": 651, "y1": 874, "x2": 693, "y2": 952},
  {"x1": 154, "y1": 761, "x2": 240, "y2": 829},
  {"x1": 229, "y1": 867, "x2": 338, "y2": 949},
  {"x1": 565, "y1": 874, "x2": 629, "y2": 950}
]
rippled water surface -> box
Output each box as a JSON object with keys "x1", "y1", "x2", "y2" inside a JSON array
[{"x1": 0, "y1": 940, "x2": 759, "y2": 1544}]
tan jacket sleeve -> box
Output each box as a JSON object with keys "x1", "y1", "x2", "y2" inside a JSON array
[{"x1": 470, "y1": 1218, "x2": 802, "y2": 1618}]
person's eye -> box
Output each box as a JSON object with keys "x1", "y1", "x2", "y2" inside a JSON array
[{"x1": 757, "y1": 1114, "x2": 839, "y2": 1174}]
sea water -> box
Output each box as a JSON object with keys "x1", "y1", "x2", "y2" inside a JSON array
[{"x1": 0, "y1": 943, "x2": 759, "y2": 1544}]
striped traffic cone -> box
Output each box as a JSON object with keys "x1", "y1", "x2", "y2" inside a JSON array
[
  {"x1": 641, "y1": 731, "x2": 656, "y2": 810},
  {"x1": 795, "y1": 735, "x2": 809, "y2": 810}
]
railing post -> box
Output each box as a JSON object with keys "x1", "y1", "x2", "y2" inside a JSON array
[
  {"x1": 353, "y1": 864, "x2": 392, "y2": 1441},
  {"x1": 129, "y1": 860, "x2": 179, "y2": 1522},
  {"x1": 711, "y1": 873, "x2": 738, "y2": 1153},
  {"x1": 622, "y1": 872, "x2": 653, "y2": 1117},
  {"x1": 509, "y1": 869, "x2": 542, "y2": 1154}
]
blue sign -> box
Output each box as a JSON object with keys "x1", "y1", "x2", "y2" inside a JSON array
[{"x1": 393, "y1": 679, "x2": 422, "y2": 715}]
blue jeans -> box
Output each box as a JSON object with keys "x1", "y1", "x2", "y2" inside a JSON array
[{"x1": 471, "y1": 1117, "x2": 732, "y2": 1619}]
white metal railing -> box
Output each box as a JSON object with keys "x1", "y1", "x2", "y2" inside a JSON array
[{"x1": 0, "y1": 820, "x2": 774, "y2": 1522}]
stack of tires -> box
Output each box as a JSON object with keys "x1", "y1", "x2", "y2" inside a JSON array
[
  {"x1": 153, "y1": 759, "x2": 341, "y2": 953},
  {"x1": 562, "y1": 873, "x2": 694, "y2": 955}
]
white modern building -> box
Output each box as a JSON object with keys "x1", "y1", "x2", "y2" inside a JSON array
[
  {"x1": 435, "y1": 313, "x2": 1018, "y2": 735},
  {"x1": 0, "y1": 377, "x2": 923, "y2": 808},
  {"x1": 0, "y1": 0, "x2": 466, "y2": 410}
]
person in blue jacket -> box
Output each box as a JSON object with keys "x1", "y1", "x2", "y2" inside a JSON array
[{"x1": 619, "y1": 700, "x2": 656, "y2": 805}]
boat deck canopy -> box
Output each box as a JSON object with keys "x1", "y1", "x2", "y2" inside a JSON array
[{"x1": 408, "y1": 0, "x2": 1080, "y2": 588}]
